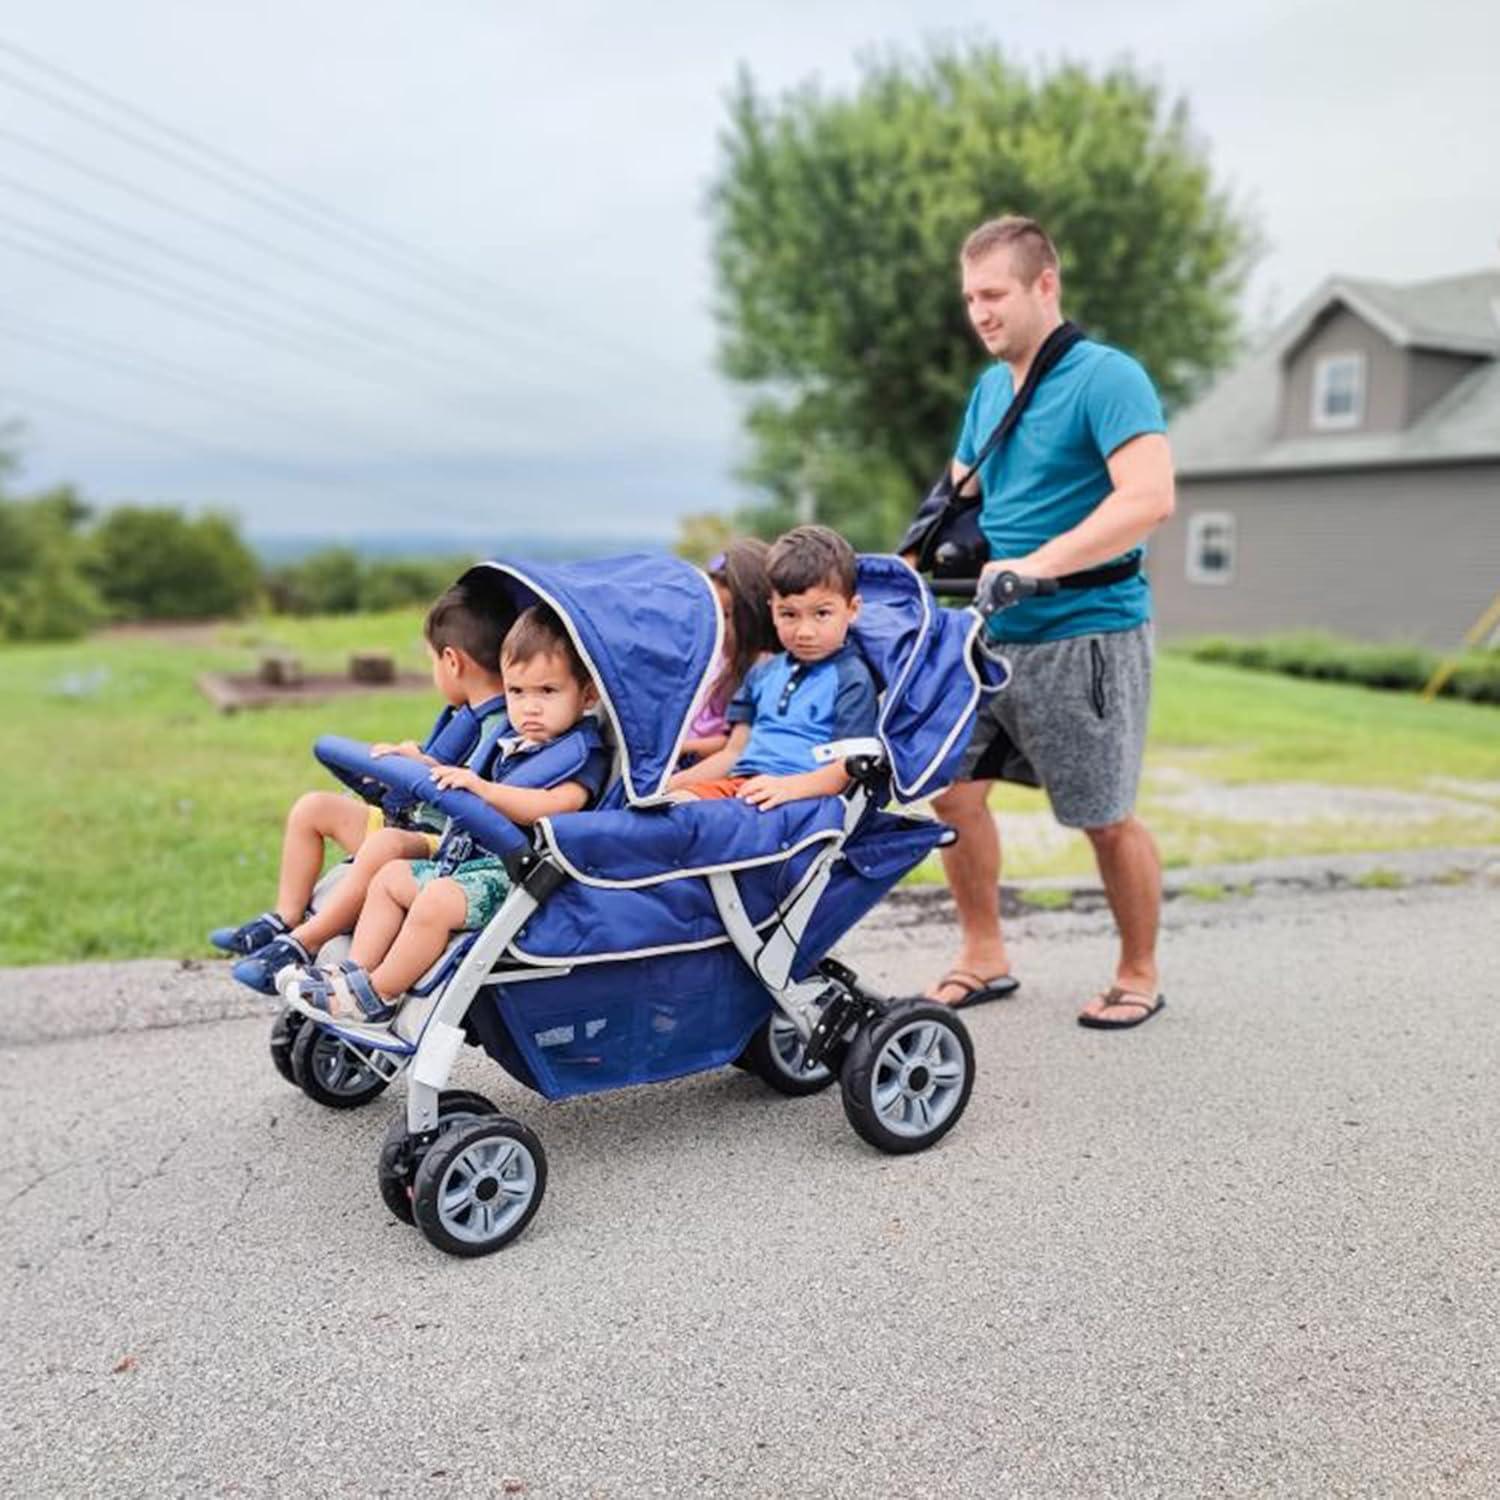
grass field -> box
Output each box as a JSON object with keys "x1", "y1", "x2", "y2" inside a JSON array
[{"x1": 2, "y1": 615, "x2": 1498, "y2": 966}]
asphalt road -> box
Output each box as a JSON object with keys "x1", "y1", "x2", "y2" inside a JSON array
[{"x1": 3, "y1": 879, "x2": 1498, "y2": 1499}]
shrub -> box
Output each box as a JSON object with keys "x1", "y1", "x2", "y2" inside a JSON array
[
  {"x1": 87, "y1": 507, "x2": 261, "y2": 620},
  {"x1": 1174, "y1": 633, "x2": 1500, "y2": 705}
]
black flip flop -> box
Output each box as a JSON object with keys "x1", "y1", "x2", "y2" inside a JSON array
[
  {"x1": 933, "y1": 969, "x2": 1021, "y2": 1010},
  {"x1": 1077, "y1": 988, "x2": 1166, "y2": 1030}
]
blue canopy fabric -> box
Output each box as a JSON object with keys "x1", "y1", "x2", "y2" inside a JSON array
[
  {"x1": 460, "y1": 556, "x2": 722, "y2": 807},
  {"x1": 849, "y1": 557, "x2": 1008, "y2": 803}
]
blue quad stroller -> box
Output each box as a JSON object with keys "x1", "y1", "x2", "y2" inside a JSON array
[{"x1": 269, "y1": 552, "x2": 1007, "y2": 1257}]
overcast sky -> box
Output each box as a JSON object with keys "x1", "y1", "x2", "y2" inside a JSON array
[{"x1": 2, "y1": 0, "x2": 1496, "y2": 544}]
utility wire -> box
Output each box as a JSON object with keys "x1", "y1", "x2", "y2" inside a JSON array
[
  {"x1": 0, "y1": 124, "x2": 579, "y2": 373},
  {"x1": 0, "y1": 380, "x2": 506, "y2": 528},
  {"x1": 0, "y1": 215, "x2": 391, "y2": 379},
  {"x1": 0, "y1": 312, "x2": 367, "y2": 437},
  {"x1": 0, "y1": 37, "x2": 684, "y2": 375},
  {"x1": 0, "y1": 169, "x2": 517, "y2": 383}
]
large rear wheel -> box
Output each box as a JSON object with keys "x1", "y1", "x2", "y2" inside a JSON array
[
  {"x1": 738, "y1": 1011, "x2": 836, "y2": 1097},
  {"x1": 839, "y1": 1001, "x2": 974, "y2": 1154}
]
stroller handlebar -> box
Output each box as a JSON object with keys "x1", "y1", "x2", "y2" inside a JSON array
[
  {"x1": 974, "y1": 570, "x2": 1059, "y2": 617},
  {"x1": 312, "y1": 735, "x2": 530, "y2": 862}
]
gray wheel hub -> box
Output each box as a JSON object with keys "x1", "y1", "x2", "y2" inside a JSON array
[
  {"x1": 435, "y1": 1136, "x2": 537, "y2": 1244},
  {"x1": 870, "y1": 1020, "x2": 966, "y2": 1138}
]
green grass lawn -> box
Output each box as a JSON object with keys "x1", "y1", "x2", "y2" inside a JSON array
[{"x1": 2, "y1": 622, "x2": 1498, "y2": 965}]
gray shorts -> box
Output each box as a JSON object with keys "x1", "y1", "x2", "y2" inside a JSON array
[{"x1": 958, "y1": 623, "x2": 1153, "y2": 829}]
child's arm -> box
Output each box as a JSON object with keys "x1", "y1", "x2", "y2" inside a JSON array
[
  {"x1": 738, "y1": 762, "x2": 851, "y2": 811},
  {"x1": 428, "y1": 765, "x2": 589, "y2": 826},
  {"x1": 680, "y1": 732, "x2": 730, "y2": 760},
  {"x1": 669, "y1": 724, "x2": 751, "y2": 788}
]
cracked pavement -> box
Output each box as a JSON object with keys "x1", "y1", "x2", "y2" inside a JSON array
[{"x1": 2, "y1": 877, "x2": 1498, "y2": 1498}]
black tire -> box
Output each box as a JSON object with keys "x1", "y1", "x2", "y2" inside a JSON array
[
  {"x1": 268, "y1": 1007, "x2": 306, "y2": 1085},
  {"x1": 376, "y1": 1090, "x2": 501, "y2": 1225},
  {"x1": 289, "y1": 1021, "x2": 391, "y2": 1110},
  {"x1": 412, "y1": 1117, "x2": 547, "y2": 1257},
  {"x1": 839, "y1": 1000, "x2": 975, "y2": 1155},
  {"x1": 738, "y1": 1011, "x2": 836, "y2": 1097}
]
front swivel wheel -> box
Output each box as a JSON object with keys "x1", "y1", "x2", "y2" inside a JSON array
[
  {"x1": 839, "y1": 1000, "x2": 974, "y2": 1154},
  {"x1": 412, "y1": 1117, "x2": 547, "y2": 1257},
  {"x1": 289, "y1": 1022, "x2": 392, "y2": 1110}
]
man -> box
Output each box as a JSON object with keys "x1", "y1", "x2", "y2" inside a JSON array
[{"x1": 917, "y1": 216, "x2": 1176, "y2": 1029}]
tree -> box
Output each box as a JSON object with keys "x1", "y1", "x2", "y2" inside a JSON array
[
  {"x1": 710, "y1": 44, "x2": 1260, "y2": 547},
  {"x1": 0, "y1": 486, "x2": 106, "y2": 642},
  {"x1": 86, "y1": 506, "x2": 261, "y2": 621}
]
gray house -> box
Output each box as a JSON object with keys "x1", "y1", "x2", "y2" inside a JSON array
[{"x1": 1152, "y1": 269, "x2": 1500, "y2": 646}]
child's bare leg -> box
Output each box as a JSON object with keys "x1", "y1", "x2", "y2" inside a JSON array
[
  {"x1": 347, "y1": 862, "x2": 419, "y2": 977},
  {"x1": 367, "y1": 878, "x2": 467, "y2": 1000},
  {"x1": 292, "y1": 827, "x2": 434, "y2": 952},
  {"x1": 275, "y1": 792, "x2": 370, "y2": 924}
]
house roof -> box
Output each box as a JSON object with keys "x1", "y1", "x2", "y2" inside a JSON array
[{"x1": 1171, "y1": 269, "x2": 1500, "y2": 479}]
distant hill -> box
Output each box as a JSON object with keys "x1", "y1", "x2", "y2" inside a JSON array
[{"x1": 248, "y1": 531, "x2": 675, "y2": 565}]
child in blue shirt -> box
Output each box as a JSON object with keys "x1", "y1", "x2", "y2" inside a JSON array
[
  {"x1": 670, "y1": 525, "x2": 878, "y2": 810},
  {"x1": 215, "y1": 584, "x2": 513, "y2": 992},
  {"x1": 288, "y1": 605, "x2": 610, "y2": 1024}
]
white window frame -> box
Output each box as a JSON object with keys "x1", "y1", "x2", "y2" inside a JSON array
[
  {"x1": 1186, "y1": 511, "x2": 1235, "y2": 586},
  {"x1": 1311, "y1": 351, "x2": 1366, "y2": 430}
]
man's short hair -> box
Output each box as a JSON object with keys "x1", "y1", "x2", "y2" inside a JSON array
[
  {"x1": 766, "y1": 525, "x2": 858, "y2": 600},
  {"x1": 424, "y1": 585, "x2": 514, "y2": 669},
  {"x1": 502, "y1": 603, "x2": 590, "y2": 686},
  {"x1": 960, "y1": 215, "x2": 1059, "y2": 286}
]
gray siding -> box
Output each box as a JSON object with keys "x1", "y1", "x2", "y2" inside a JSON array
[
  {"x1": 1280, "y1": 304, "x2": 1409, "y2": 437},
  {"x1": 1150, "y1": 463, "x2": 1500, "y2": 647}
]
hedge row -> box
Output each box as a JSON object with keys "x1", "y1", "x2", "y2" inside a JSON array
[{"x1": 1177, "y1": 632, "x2": 1500, "y2": 705}]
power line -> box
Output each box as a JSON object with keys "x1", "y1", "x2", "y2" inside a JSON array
[
  {"x1": 0, "y1": 217, "x2": 381, "y2": 379},
  {"x1": 0, "y1": 313, "x2": 360, "y2": 436},
  {"x1": 0, "y1": 379, "x2": 505, "y2": 527},
  {"x1": 0, "y1": 168, "x2": 516, "y2": 383},
  {"x1": 0, "y1": 124, "x2": 578, "y2": 374},
  {"x1": 0, "y1": 36, "x2": 687, "y2": 377},
  {"x1": 0, "y1": 213, "x2": 482, "y2": 397}
]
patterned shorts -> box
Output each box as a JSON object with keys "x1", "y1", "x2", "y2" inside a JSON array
[{"x1": 409, "y1": 856, "x2": 514, "y2": 931}]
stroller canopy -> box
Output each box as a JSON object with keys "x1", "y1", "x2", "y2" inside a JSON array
[
  {"x1": 459, "y1": 555, "x2": 722, "y2": 807},
  {"x1": 460, "y1": 552, "x2": 999, "y2": 811}
]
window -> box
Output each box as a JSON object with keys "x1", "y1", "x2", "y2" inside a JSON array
[
  {"x1": 1186, "y1": 512, "x2": 1235, "y2": 585},
  {"x1": 1312, "y1": 352, "x2": 1365, "y2": 430}
]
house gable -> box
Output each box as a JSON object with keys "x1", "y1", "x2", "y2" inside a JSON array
[
  {"x1": 1279, "y1": 301, "x2": 1487, "y2": 439},
  {"x1": 1170, "y1": 268, "x2": 1500, "y2": 480}
]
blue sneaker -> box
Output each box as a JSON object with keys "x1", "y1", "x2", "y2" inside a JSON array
[
  {"x1": 231, "y1": 934, "x2": 311, "y2": 996},
  {"x1": 210, "y1": 910, "x2": 291, "y2": 956}
]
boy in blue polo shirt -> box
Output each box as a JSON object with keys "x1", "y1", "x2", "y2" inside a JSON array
[{"x1": 670, "y1": 525, "x2": 877, "y2": 810}]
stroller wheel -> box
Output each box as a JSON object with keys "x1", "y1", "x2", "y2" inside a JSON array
[
  {"x1": 289, "y1": 1023, "x2": 391, "y2": 1110},
  {"x1": 738, "y1": 1012, "x2": 836, "y2": 1097},
  {"x1": 268, "y1": 1006, "x2": 307, "y2": 1085},
  {"x1": 839, "y1": 1000, "x2": 974, "y2": 1155},
  {"x1": 377, "y1": 1090, "x2": 502, "y2": 1225},
  {"x1": 412, "y1": 1117, "x2": 547, "y2": 1257}
]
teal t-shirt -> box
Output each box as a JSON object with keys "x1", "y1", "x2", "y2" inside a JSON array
[{"x1": 956, "y1": 339, "x2": 1166, "y2": 642}]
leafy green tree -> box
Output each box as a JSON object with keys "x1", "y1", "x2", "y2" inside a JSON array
[
  {"x1": 263, "y1": 546, "x2": 363, "y2": 615},
  {"x1": 0, "y1": 486, "x2": 107, "y2": 642},
  {"x1": 710, "y1": 44, "x2": 1260, "y2": 547},
  {"x1": 86, "y1": 506, "x2": 261, "y2": 621}
]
